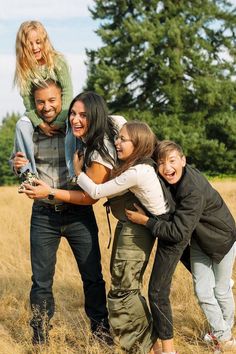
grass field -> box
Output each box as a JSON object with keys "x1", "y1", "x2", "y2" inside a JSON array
[{"x1": 0, "y1": 181, "x2": 235, "y2": 354}]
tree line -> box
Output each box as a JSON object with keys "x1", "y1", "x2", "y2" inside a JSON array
[
  {"x1": 1, "y1": 0, "x2": 236, "y2": 185},
  {"x1": 85, "y1": 0, "x2": 236, "y2": 175}
]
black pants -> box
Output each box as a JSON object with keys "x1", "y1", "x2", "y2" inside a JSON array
[
  {"x1": 148, "y1": 240, "x2": 191, "y2": 339},
  {"x1": 30, "y1": 202, "x2": 109, "y2": 332}
]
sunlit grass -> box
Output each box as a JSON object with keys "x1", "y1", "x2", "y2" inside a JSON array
[{"x1": 0, "y1": 182, "x2": 235, "y2": 354}]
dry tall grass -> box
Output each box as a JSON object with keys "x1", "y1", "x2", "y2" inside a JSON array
[{"x1": 0, "y1": 181, "x2": 235, "y2": 354}]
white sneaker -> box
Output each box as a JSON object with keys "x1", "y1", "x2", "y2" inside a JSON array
[
  {"x1": 203, "y1": 332, "x2": 219, "y2": 344},
  {"x1": 221, "y1": 337, "x2": 236, "y2": 349},
  {"x1": 213, "y1": 348, "x2": 222, "y2": 354},
  {"x1": 204, "y1": 333, "x2": 222, "y2": 353}
]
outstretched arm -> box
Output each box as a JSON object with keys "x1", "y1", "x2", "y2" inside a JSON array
[
  {"x1": 76, "y1": 168, "x2": 139, "y2": 199},
  {"x1": 22, "y1": 161, "x2": 111, "y2": 205}
]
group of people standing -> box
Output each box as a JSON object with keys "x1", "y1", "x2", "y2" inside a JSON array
[{"x1": 10, "y1": 20, "x2": 236, "y2": 354}]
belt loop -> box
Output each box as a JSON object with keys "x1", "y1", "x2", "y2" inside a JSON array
[
  {"x1": 54, "y1": 204, "x2": 64, "y2": 212},
  {"x1": 103, "y1": 200, "x2": 112, "y2": 249}
]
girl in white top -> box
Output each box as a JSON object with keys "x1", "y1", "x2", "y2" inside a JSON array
[{"x1": 74, "y1": 121, "x2": 169, "y2": 217}]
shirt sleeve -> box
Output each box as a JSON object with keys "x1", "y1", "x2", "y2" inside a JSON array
[
  {"x1": 89, "y1": 138, "x2": 117, "y2": 170},
  {"x1": 146, "y1": 188, "x2": 205, "y2": 243},
  {"x1": 88, "y1": 115, "x2": 127, "y2": 169},
  {"x1": 110, "y1": 115, "x2": 127, "y2": 130},
  {"x1": 52, "y1": 56, "x2": 73, "y2": 126},
  {"x1": 76, "y1": 168, "x2": 139, "y2": 199}
]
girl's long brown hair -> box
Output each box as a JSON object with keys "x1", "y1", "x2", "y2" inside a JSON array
[
  {"x1": 14, "y1": 20, "x2": 61, "y2": 95},
  {"x1": 112, "y1": 121, "x2": 157, "y2": 177}
]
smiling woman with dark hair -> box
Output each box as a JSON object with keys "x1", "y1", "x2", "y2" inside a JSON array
[{"x1": 65, "y1": 91, "x2": 120, "y2": 175}]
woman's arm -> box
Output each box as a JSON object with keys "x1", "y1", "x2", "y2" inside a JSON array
[
  {"x1": 54, "y1": 162, "x2": 111, "y2": 205},
  {"x1": 22, "y1": 162, "x2": 111, "y2": 205},
  {"x1": 76, "y1": 168, "x2": 138, "y2": 199}
]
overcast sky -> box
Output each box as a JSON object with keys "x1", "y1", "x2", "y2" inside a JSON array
[
  {"x1": 0, "y1": 0, "x2": 100, "y2": 122},
  {"x1": 1, "y1": 0, "x2": 236, "y2": 123}
]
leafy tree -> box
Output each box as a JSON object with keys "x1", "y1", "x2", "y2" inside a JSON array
[
  {"x1": 119, "y1": 108, "x2": 236, "y2": 175},
  {"x1": 85, "y1": 0, "x2": 236, "y2": 175},
  {"x1": 86, "y1": 0, "x2": 236, "y2": 115},
  {"x1": 0, "y1": 113, "x2": 19, "y2": 185}
]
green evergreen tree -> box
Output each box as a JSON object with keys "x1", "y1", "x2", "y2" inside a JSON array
[
  {"x1": 86, "y1": 0, "x2": 236, "y2": 114},
  {"x1": 0, "y1": 113, "x2": 19, "y2": 185},
  {"x1": 85, "y1": 0, "x2": 236, "y2": 175}
]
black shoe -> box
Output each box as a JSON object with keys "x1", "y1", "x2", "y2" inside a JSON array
[
  {"x1": 30, "y1": 319, "x2": 52, "y2": 345},
  {"x1": 32, "y1": 327, "x2": 48, "y2": 345},
  {"x1": 92, "y1": 326, "x2": 114, "y2": 347}
]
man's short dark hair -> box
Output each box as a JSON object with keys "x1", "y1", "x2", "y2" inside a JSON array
[{"x1": 31, "y1": 79, "x2": 62, "y2": 96}]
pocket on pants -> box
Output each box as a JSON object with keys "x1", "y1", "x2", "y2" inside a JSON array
[
  {"x1": 111, "y1": 249, "x2": 147, "y2": 290},
  {"x1": 109, "y1": 290, "x2": 151, "y2": 326},
  {"x1": 108, "y1": 290, "x2": 153, "y2": 351}
]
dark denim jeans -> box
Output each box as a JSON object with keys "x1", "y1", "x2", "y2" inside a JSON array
[
  {"x1": 30, "y1": 202, "x2": 109, "y2": 332},
  {"x1": 148, "y1": 240, "x2": 190, "y2": 340}
]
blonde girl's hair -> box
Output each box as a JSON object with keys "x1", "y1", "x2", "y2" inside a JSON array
[
  {"x1": 14, "y1": 20, "x2": 61, "y2": 95},
  {"x1": 112, "y1": 121, "x2": 158, "y2": 177}
]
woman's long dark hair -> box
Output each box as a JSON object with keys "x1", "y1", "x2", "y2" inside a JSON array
[{"x1": 68, "y1": 91, "x2": 119, "y2": 167}]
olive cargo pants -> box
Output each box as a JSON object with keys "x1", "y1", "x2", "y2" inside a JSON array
[{"x1": 107, "y1": 192, "x2": 156, "y2": 354}]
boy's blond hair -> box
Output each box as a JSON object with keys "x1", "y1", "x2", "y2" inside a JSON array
[
  {"x1": 14, "y1": 20, "x2": 61, "y2": 95},
  {"x1": 153, "y1": 140, "x2": 184, "y2": 162}
]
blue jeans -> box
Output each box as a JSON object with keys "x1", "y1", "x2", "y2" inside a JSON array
[
  {"x1": 30, "y1": 202, "x2": 109, "y2": 332},
  {"x1": 15, "y1": 117, "x2": 37, "y2": 175},
  {"x1": 190, "y1": 239, "x2": 235, "y2": 341},
  {"x1": 15, "y1": 117, "x2": 77, "y2": 177},
  {"x1": 65, "y1": 127, "x2": 83, "y2": 177}
]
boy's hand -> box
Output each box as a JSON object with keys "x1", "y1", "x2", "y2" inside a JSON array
[
  {"x1": 125, "y1": 203, "x2": 149, "y2": 225},
  {"x1": 39, "y1": 122, "x2": 60, "y2": 136},
  {"x1": 73, "y1": 149, "x2": 84, "y2": 176}
]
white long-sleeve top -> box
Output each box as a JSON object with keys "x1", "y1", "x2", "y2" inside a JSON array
[{"x1": 77, "y1": 163, "x2": 169, "y2": 215}]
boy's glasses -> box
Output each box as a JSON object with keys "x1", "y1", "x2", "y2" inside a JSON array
[{"x1": 114, "y1": 135, "x2": 132, "y2": 143}]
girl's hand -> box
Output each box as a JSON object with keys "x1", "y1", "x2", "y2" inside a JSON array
[
  {"x1": 21, "y1": 179, "x2": 52, "y2": 200},
  {"x1": 13, "y1": 152, "x2": 29, "y2": 171},
  {"x1": 73, "y1": 149, "x2": 84, "y2": 176},
  {"x1": 39, "y1": 122, "x2": 60, "y2": 136},
  {"x1": 125, "y1": 203, "x2": 149, "y2": 225}
]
